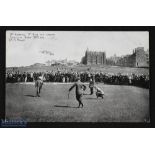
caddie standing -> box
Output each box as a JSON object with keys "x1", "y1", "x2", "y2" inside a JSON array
[{"x1": 89, "y1": 77, "x2": 95, "y2": 95}]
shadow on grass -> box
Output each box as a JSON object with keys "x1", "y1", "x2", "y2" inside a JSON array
[
  {"x1": 83, "y1": 93, "x2": 91, "y2": 95},
  {"x1": 24, "y1": 94, "x2": 36, "y2": 97},
  {"x1": 85, "y1": 97, "x2": 98, "y2": 100},
  {"x1": 54, "y1": 105, "x2": 78, "y2": 108}
]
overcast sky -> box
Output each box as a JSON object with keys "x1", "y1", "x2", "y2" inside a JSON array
[{"x1": 6, "y1": 31, "x2": 149, "y2": 67}]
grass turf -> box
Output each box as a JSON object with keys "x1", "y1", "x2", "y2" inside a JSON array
[{"x1": 6, "y1": 83, "x2": 149, "y2": 122}]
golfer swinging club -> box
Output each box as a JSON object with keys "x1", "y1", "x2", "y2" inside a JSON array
[{"x1": 68, "y1": 77, "x2": 86, "y2": 108}]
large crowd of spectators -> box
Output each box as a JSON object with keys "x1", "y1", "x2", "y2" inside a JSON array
[{"x1": 6, "y1": 70, "x2": 149, "y2": 89}]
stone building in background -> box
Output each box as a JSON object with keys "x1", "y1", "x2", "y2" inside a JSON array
[
  {"x1": 117, "y1": 47, "x2": 149, "y2": 67},
  {"x1": 81, "y1": 48, "x2": 106, "y2": 65},
  {"x1": 106, "y1": 47, "x2": 149, "y2": 67},
  {"x1": 81, "y1": 47, "x2": 149, "y2": 67},
  {"x1": 134, "y1": 47, "x2": 149, "y2": 67}
]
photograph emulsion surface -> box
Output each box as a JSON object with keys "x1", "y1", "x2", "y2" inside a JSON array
[{"x1": 5, "y1": 31, "x2": 149, "y2": 122}]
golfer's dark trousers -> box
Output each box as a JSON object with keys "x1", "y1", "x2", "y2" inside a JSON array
[
  {"x1": 90, "y1": 87, "x2": 94, "y2": 95},
  {"x1": 76, "y1": 94, "x2": 83, "y2": 107}
]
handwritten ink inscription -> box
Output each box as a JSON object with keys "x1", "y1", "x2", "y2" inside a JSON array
[{"x1": 8, "y1": 32, "x2": 55, "y2": 42}]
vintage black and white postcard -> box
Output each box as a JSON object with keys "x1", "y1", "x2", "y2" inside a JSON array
[{"x1": 0, "y1": 27, "x2": 153, "y2": 127}]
